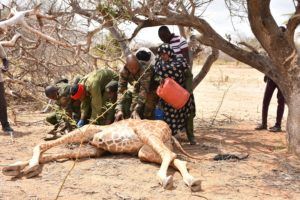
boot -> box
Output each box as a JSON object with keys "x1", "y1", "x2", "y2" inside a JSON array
[
  {"x1": 269, "y1": 125, "x2": 282, "y2": 132},
  {"x1": 255, "y1": 124, "x2": 267, "y2": 130},
  {"x1": 2, "y1": 122, "x2": 14, "y2": 133}
]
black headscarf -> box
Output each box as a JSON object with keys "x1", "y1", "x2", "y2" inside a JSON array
[{"x1": 155, "y1": 43, "x2": 188, "y2": 76}]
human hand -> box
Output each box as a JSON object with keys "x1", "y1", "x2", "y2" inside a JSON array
[
  {"x1": 114, "y1": 110, "x2": 124, "y2": 121},
  {"x1": 77, "y1": 119, "x2": 85, "y2": 127}
]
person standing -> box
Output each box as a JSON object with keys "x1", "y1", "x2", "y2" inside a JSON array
[
  {"x1": 255, "y1": 76, "x2": 285, "y2": 132},
  {"x1": 0, "y1": 44, "x2": 13, "y2": 133},
  {"x1": 154, "y1": 44, "x2": 196, "y2": 144},
  {"x1": 158, "y1": 26, "x2": 196, "y2": 145}
]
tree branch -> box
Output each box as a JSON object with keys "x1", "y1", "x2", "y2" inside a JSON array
[
  {"x1": 287, "y1": 1, "x2": 300, "y2": 40},
  {"x1": 238, "y1": 42, "x2": 259, "y2": 54},
  {"x1": 192, "y1": 48, "x2": 219, "y2": 90},
  {"x1": 0, "y1": 32, "x2": 21, "y2": 47}
]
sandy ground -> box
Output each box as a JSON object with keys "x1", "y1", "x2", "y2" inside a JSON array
[{"x1": 1, "y1": 63, "x2": 300, "y2": 200}]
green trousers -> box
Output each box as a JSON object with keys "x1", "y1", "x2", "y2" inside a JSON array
[{"x1": 185, "y1": 69, "x2": 195, "y2": 141}]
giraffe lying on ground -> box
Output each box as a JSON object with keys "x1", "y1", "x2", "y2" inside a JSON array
[{"x1": 2, "y1": 119, "x2": 202, "y2": 192}]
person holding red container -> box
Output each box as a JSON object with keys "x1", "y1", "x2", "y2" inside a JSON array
[{"x1": 154, "y1": 44, "x2": 196, "y2": 145}]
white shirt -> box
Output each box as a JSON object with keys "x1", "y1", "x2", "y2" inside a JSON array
[{"x1": 169, "y1": 35, "x2": 188, "y2": 56}]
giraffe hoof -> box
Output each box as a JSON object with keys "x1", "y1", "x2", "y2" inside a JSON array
[
  {"x1": 189, "y1": 179, "x2": 202, "y2": 192},
  {"x1": 2, "y1": 167, "x2": 21, "y2": 176},
  {"x1": 24, "y1": 165, "x2": 43, "y2": 178},
  {"x1": 2, "y1": 161, "x2": 28, "y2": 177},
  {"x1": 24, "y1": 165, "x2": 42, "y2": 178},
  {"x1": 162, "y1": 175, "x2": 173, "y2": 190}
]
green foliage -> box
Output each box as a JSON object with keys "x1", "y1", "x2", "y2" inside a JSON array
[
  {"x1": 93, "y1": 33, "x2": 122, "y2": 58},
  {"x1": 97, "y1": 0, "x2": 127, "y2": 18}
]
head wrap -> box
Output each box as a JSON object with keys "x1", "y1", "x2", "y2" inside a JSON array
[
  {"x1": 71, "y1": 84, "x2": 85, "y2": 100},
  {"x1": 154, "y1": 43, "x2": 188, "y2": 75},
  {"x1": 157, "y1": 43, "x2": 175, "y2": 58},
  {"x1": 135, "y1": 47, "x2": 156, "y2": 66}
]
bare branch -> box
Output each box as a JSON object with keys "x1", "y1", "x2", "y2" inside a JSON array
[
  {"x1": 0, "y1": 32, "x2": 21, "y2": 47},
  {"x1": 238, "y1": 42, "x2": 259, "y2": 54},
  {"x1": 192, "y1": 48, "x2": 219, "y2": 90},
  {"x1": 21, "y1": 20, "x2": 70, "y2": 47}
]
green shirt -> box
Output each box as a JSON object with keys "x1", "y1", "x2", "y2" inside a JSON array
[{"x1": 79, "y1": 69, "x2": 118, "y2": 124}]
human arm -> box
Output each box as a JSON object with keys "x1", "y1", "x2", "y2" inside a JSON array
[
  {"x1": 115, "y1": 68, "x2": 128, "y2": 113},
  {"x1": 80, "y1": 96, "x2": 91, "y2": 121},
  {"x1": 131, "y1": 67, "x2": 152, "y2": 113}
]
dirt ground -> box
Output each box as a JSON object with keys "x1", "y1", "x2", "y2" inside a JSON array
[{"x1": 1, "y1": 63, "x2": 300, "y2": 200}]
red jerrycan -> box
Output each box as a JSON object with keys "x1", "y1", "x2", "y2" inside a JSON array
[{"x1": 156, "y1": 78, "x2": 190, "y2": 109}]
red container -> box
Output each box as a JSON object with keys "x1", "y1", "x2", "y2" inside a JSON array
[{"x1": 156, "y1": 78, "x2": 190, "y2": 109}]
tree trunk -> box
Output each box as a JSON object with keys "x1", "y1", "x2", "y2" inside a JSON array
[{"x1": 286, "y1": 92, "x2": 300, "y2": 155}]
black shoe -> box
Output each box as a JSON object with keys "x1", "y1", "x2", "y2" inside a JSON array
[
  {"x1": 2, "y1": 124, "x2": 14, "y2": 133},
  {"x1": 269, "y1": 126, "x2": 282, "y2": 132},
  {"x1": 189, "y1": 138, "x2": 197, "y2": 145},
  {"x1": 255, "y1": 124, "x2": 267, "y2": 130}
]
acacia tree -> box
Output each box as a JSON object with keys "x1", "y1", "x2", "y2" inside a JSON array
[
  {"x1": 2, "y1": 0, "x2": 300, "y2": 156},
  {"x1": 70, "y1": 0, "x2": 300, "y2": 156}
]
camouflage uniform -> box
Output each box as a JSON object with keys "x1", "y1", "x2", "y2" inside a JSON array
[
  {"x1": 46, "y1": 82, "x2": 81, "y2": 125},
  {"x1": 79, "y1": 69, "x2": 118, "y2": 125},
  {"x1": 116, "y1": 62, "x2": 158, "y2": 119}
]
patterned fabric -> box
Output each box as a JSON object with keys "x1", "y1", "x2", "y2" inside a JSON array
[
  {"x1": 116, "y1": 62, "x2": 153, "y2": 113},
  {"x1": 154, "y1": 44, "x2": 195, "y2": 134},
  {"x1": 169, "y1": 34, "x2": 188, "y2": 56}
]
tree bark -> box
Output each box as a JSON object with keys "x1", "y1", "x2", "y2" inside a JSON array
[
  {"x1": 192, "y1": 48, "x2": 219, "y2": 90},
  {"x1": 286, "y1": 92, "x2": 300, "y2": 155}
]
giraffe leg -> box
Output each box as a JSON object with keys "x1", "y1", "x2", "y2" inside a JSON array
[
  {"x1": 138, "y1": 143, "x2": 201, "y2": 192},
  {"x1": 28, "y1": 125, "x2": 100, "y2": 170},
  {"x1": 172, "y1": 159, "x2": 202, "y2": 192},
  {"x1": 3, "y1": 125, "x2": 101, "y2": 177},
  {"x1": 138, "y1": 145, "x2": 173, "y2": 189},
  {"x1": 24, "y1": 145, "x2": 104, "y2": 178},
  {"x1": 2, "y1": 145, "x2": 104, "y2": 178},
  {"x1": 142, "y1": 136, "x2": 176, "y2": 189}
]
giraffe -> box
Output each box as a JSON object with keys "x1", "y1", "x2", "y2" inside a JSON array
[{"x1": 2, "y1": 119, "x2": 202, "y2": 192}]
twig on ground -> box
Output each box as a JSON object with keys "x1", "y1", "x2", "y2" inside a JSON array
[{"x1": 210, "y1": 85, "x2": 232, "y2": 127}]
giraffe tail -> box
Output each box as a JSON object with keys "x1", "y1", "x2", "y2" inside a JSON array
[{"x1": 171, "y1": 136, "x2": 209, "y2": 161}]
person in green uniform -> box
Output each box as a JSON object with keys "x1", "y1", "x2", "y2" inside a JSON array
[
  {"x1": 44, "y1": 79, "x2": 81, "y2": 127},
  {"x1": 105, "y1": 80, "x2": 132, "y2": 124},
  {"x1": 70, "y1": 69, "x2": 118, "y2": 127}
]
